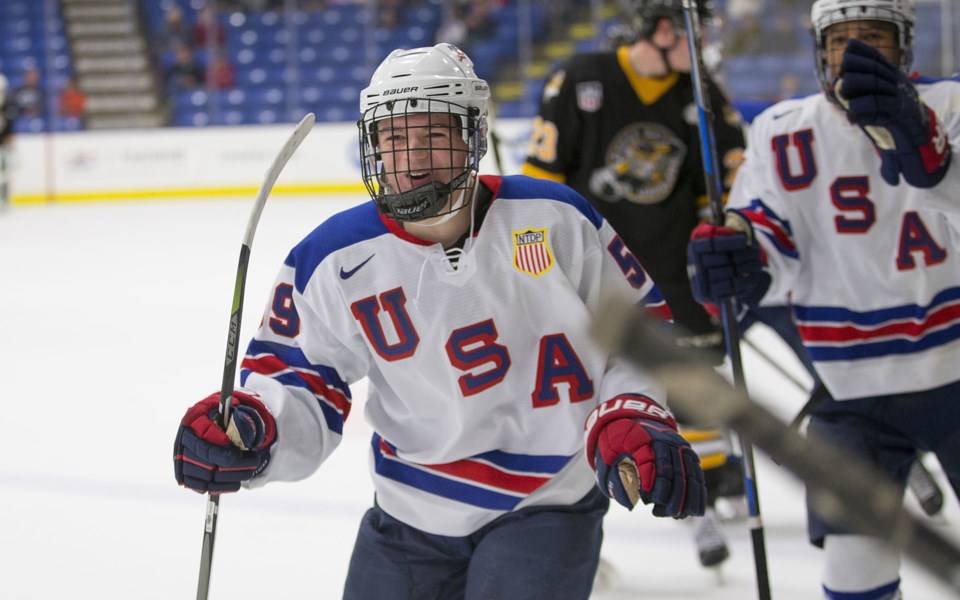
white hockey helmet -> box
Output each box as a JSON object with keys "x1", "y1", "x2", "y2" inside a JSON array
[
  {"x1": 358, "y1": 44, "x2": 490, "y2": 222},
  {"x1": 811, "y1": 0, "x2": 916, "y2": 94}
]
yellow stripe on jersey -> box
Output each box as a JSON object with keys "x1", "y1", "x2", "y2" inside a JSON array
[
  {"x1": 520, "y1": 162, "x2": 566, "y2": 183},
  {"x1": 680, "y1": 427, "x2": 731, "y2": 471},
  {"x1": 617, "y1": 47, "x2": 680, "y2": 106}
]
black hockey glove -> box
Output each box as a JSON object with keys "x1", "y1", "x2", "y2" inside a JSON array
[
  {"x1": 834, "y1": 39, "x2": 950, "y2": 188},
  {"x1": 687, "y1": 214, "x2": 770, "y2": 308}
]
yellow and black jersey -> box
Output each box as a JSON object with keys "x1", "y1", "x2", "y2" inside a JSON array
[{"x1": 522, "y1": 46, "x2": 745, "y2": 340}]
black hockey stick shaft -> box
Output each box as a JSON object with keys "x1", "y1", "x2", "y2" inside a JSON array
[
  {"x1": 740, "y1": 333, "x2": 827, "y2": 431},
  {"x1": 745, "y1": 336, "x2": 946, "y2": 513},
  {"x1": 592, "y1": 303, "x2": 960, "y2": 594},
  {"x1": 741, "y1": 335, "x2": 810, "y2": 396},
  {"x1": 487, "y1": 101, "x2": 506, "y2": 176},
  {"x1": 196, "y1": 113, "x2": 315, "y2": 600},
  {"x1": 681, "y1": 3, "x2": 771, "y2": 598}
]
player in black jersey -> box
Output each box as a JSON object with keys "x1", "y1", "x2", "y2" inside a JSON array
[{"x1": 522, "y1": 0, "x2": 744, "y2": 569}]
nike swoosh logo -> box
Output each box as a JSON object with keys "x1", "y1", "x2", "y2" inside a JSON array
[
  {"x1": 339, "y1": 254, "x2": 375, "y2": 279},
  {"x1": 772, "y1": 108, "x2": 800, "y2": 120}
]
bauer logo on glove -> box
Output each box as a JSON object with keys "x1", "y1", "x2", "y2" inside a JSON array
[{"x1": 584, "y1": 394, "x2": 706, "y2": 518}]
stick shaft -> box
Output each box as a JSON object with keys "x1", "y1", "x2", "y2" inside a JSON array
[
  {"x1": 196, "y1": 113, "x2": 315, "y2": 600},
  {"x1": 592, "y1": 300, "x2": 960, "y2": 596},
  {"x1": 680, "y1": 3, "x2": 771, "y2": 598}
]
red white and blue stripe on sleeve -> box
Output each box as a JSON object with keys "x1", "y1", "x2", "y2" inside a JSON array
[
  {"x1": 240, "y1": 339, "x2": 352, "y2": 434},
  {"x1": 642, "y1": 286, "x2": 672, "y2": 321},
  {"x1": 794, "y1": 286, "x2": 960, "y2": 362},
  {"x1": 372, "y1": 434, "x2": 574, "y2": 511},
  {"x1": 736, "y1": 199, "x2": 798, "y2": 260}
]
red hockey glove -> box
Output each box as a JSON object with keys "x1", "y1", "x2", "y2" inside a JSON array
[
  {"x1": 585, "y1": 395, "x2": 706, "y2": 518},
  {"x1": 835, "y1": 39, "x2": 950, "y2": 188},
  {"x1": 174, "y1": 390, "x2": 277, "y2": 494}
]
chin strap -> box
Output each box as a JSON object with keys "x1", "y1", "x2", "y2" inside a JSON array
[
  {"x1": 648, "y1": 29, "x2": 684, "y2": 79},
  {"x1": 379, "y1": 169, "x2": 471, "y2": 221}
]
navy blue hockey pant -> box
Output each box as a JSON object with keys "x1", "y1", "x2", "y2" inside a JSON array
[
  {"x1": 806, "y1": 378, "x2": 960, "y2": 546},
  {"x1": 342, "y1": 488, "x2": 608, "y2": 600}
]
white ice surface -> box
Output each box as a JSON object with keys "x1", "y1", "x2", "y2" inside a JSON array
[{"x1": 1, "y1": 197, "x2": 957, "y2": 599}]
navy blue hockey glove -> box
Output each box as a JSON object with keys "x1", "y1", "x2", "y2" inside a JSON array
[
  {"x1": 687, "y1": 216, "x2": 770, "y2": 307},
  {"x1": 174, "y1": 390, "x2": 277, "y2": 494},
  {"x1": 585, "y1": 395, "x2": 706, "y2": 518},
  {"x1": 835, "y1": 39, "x2": 950, "y2": 188}
]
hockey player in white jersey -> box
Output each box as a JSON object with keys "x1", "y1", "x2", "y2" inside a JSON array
[
  {"x1": 173, "y1": 44, "x2": 706, "y2": 599},
  {"x1": 687, "y1": 1, "x2": 960, "y2": 598}
]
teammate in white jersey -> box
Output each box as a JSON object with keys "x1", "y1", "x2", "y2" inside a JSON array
[
  {"x1": 173, "y1": 44, "x2": 707, "y2": 599},
  {"x1": 687, "y1": 1, "x2": 959, "y2": 598}
]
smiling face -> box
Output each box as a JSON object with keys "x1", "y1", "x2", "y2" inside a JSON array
[{"x1": 376, "y1": 111, "x2": 470, "y2": 196}]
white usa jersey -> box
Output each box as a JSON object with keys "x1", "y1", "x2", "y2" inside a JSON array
[
  {"x1": 238, "y1": 175, "x2": 670, "y2": 536},
  {"x1": 730, "y1": 77, "x2": 960, "y2": 401}
]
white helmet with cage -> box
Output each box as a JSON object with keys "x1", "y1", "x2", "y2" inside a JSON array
[
  {"x1": 358, "y1": 44, "x2": 490, "y2": 222},
  {"x1": 811, "y1": 0, "x2": 916, "y2": 94}
]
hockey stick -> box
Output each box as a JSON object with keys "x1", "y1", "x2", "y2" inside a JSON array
[
  {"x1": 195, "y1": 112, "x2": 315, "y2": 600},
  {"x1": 592, "y1": 301, "x2": 960, "y2": 595},
  {"x1": 740, "y1": 334, "x2": 827, "y2": 430},
  {"x1": 680, "y1": 3, "x2": 771, "y2": 598},
  {"x1": 741, "y1": 335, "x2": 810, "y2": 396},
  {"x1": 744, "y1": 335, "x2": 947, "y2": 517}
]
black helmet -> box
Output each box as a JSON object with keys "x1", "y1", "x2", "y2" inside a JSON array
[{"x1": 619, "y1": 0, "x2": 715, "y2": 41}]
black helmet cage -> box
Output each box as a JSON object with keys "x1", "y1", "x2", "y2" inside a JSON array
[
  {"x1": 620, "y1": 0, "x2": 715, "y2": 41},
  {"x1": 359, "y1": 98, "x2": 485, "y2": 222}
]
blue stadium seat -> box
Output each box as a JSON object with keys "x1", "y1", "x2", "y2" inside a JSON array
[
  {"x1": 176, "y1": 89, "x2": 209, "y2": 108},
  {"x1": 221, "y1": 88, "x2": 247, "y2": 107},
  {"x1": 13, "y1": 116, "x2": 46, "y2": 133},
  {"x1": 215, "y1": 109, "x2": 247, "y2": 126},
  {"x1": 53, "y1": 116, "x2": 83, "y2": 132},
  {"x1": 315, "y1": 104, "x2": 355, "y2": 123},
  {"x1": 252, "y1": 108, "x2": 280, "y2": 124},
  {"x1": 173, "y1": 109, "x2": 210, "y2": 127},
  {"x1": 246, "y1": 86, "x2": 285, "y2": 108}
]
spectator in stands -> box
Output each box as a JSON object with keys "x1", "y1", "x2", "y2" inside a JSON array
[
  {"x1": 377, "y1": 0, "x2": 404, "y2": 29},
  {"x1": 435, "y1": 4, "x2": 469, "y2": 48},
  {"x1": 12, "y1": 66, "x2": 44, "y2": 120},
  {"x1": 58, "y1": 78, "x2": 87, "y2": 120},
  {"x1": 165, "y1": 43, "x2": 205, "y2": 94},
  {"x1": 193, "y1": 5, "x2": 226, "y2": 50},
  {"x1": 434, "y1": 0, "x2": 500, "y2": 55},
  {"x1": 756, "y1": 9, "x2": 804, "y2": 55},
  {"x1": 156, "y1": 5, "x2": 192, "y2": 55},
  {"x1": 724, "y1": 0, "x2": 762, "y2": 21},
  {"x1": 459, "y1": 0, "x2": 500, "y2": 55},
  {"x1": 206, "y1": 52, "x2": 235, "y2": 90},
  {"x1": 724, "y1": 14, "x2": 762, "y2": 56}
]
